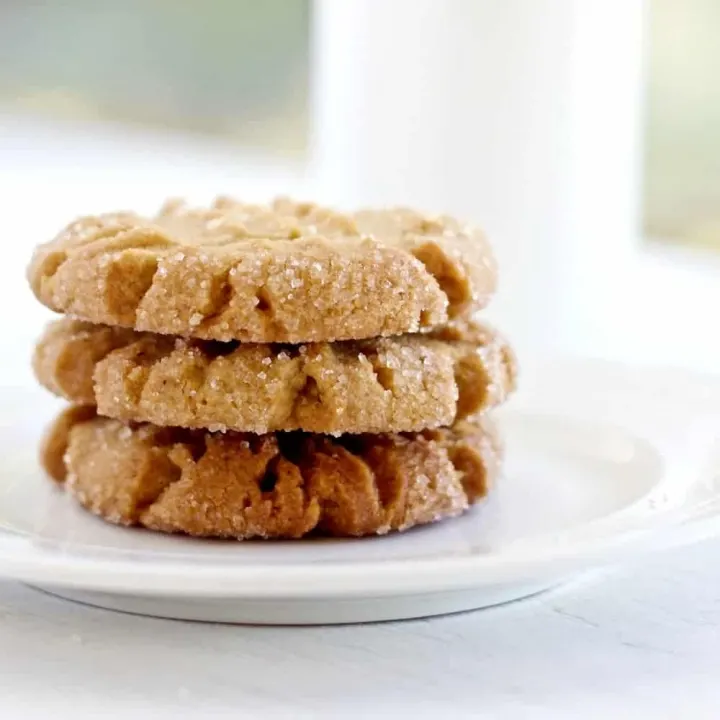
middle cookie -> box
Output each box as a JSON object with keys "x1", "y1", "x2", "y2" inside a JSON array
[{"x1": 34, "y1": 318, "x2": 516, "y2": 434}]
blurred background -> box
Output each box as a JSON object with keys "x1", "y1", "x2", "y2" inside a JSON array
[{"x1": 0, "y1": 0, "x2": 718, "y2": 382}]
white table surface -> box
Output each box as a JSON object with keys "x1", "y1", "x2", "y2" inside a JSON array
[{"x1": 1, "y1": 538, "x2": 719, "y2": 719}]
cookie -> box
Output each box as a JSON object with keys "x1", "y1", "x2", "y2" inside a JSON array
[
  {"x1": 27, "y1": 197, "x2": 497, "y2": 343},
  {"x1": 34, "y1": 318, "x2": 516, "y2": 434},
  {"x1": 42, "y1": 407, "x2": 503, "y2": 539}
]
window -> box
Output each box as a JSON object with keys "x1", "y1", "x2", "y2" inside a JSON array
[
  {"x1": 645, "y1": 0, "x2": 720, "y2": 251},
  {"x1": 0, "y1": 0, "x2": 310, "y2": 157}
]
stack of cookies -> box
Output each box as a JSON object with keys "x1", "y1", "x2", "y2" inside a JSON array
[{"x1": 28, "y1": 198, "x2": 516, "y2": 539}]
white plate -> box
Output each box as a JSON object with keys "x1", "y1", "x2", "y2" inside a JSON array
[{"x1": 0, "y1": 359, "x2": 719, "y2": 625}]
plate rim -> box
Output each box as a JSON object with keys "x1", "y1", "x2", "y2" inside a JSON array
[{"x1": 0, "y1": 507, "x2": 717, "y2": 598}]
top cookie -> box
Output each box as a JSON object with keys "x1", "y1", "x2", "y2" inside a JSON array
[{"x1": 27, "y1": 197, "x2": 497, "y2": 343}]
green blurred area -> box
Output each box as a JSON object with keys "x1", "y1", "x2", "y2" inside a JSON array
[
  {"x1": 645, "y1": 0, "x2": 720, "y2": 250},
  {"x1": 0, "y1": 0, "x2": 310, "y2": 154}
]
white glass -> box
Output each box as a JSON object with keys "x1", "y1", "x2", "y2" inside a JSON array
[{"x1": 311, "y1": 0, "x2": 646, "y2": 356}]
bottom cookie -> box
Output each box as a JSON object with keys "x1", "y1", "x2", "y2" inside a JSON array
[{"x1": 41, "y1": 408, "x2": 503, "y2": 539}]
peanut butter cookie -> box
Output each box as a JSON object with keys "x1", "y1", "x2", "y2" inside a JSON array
[
  {"x1": 42, "y1": 407, "x2": 503, "y2": 539},
  {"x1": 27, "y1": 197, "x2": 497, "y2": 343},
  {"x1": 34, "y1": 318, "x2": 516, "y2": 434}
]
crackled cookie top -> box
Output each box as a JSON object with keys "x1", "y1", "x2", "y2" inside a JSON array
[
  {"x1": 28, "y1": 197, "x2": 497, "y2": 342},
  {"x1": 34, "y1": 317, "x2": 516, "y2": 434},
  {"x1": 42, "y1": 407, "x2": 502, "y2": 539}
]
